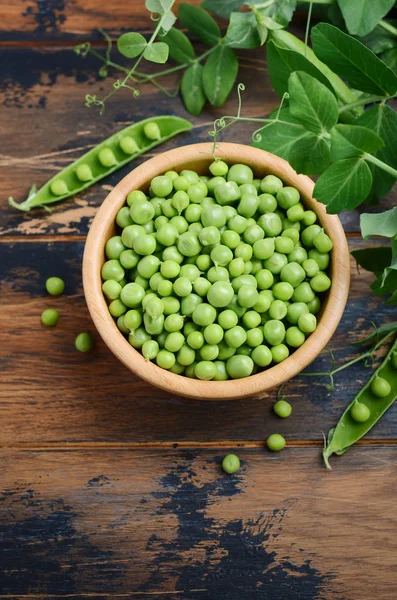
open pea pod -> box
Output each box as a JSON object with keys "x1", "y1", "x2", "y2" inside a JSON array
[
  {"x1": 323, "y1": 337, "x2": 397, "y2": 469},
  {"x1": 9, "y1": 116, "x2": 193, "y2": 212}
]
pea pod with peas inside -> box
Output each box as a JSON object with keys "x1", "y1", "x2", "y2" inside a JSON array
[
  {"x1": 8, "y1": 116, "x2": 192, "y2": 212},
  {"x1": 323, "y1": 337, "x2": 397, "y2": 469}
]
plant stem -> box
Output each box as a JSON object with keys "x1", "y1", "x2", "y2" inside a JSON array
[
  {"x1": 88, "y1": 48, "x2": 130, "y2": 74},
  {"x1": 301, "y1": 331, "x2": 394, "y2": 379},
  {"x1": 364, "y1": 154, "x2": 397, "y2": 179},
  {"x1": 298, "y1": 0, "x2": 335, "y2": 4},
  {"x1": 378, "y1": 19, "x2": 397, "y2": 37},
  {"x1": 338, "y1": 94, "x2": 392, "y2": 114}
]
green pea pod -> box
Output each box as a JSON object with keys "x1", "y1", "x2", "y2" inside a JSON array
[
  {"x1": 9, "y1": 116, "x2": 193, "y2": 212},
  {"x1": 323, "y1": 337, "x2": 397, "y2": 469},
  {"x1": 269, "y1": 30, "x2": 358, "y2": 108}
]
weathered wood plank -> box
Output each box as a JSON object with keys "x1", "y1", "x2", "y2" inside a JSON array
[
  {"x1": 1, "y1": 447, "x2": 396, "y2": 598},
  {"x1": 0, "y1": 238, "x2": 395, "y2": 445}
]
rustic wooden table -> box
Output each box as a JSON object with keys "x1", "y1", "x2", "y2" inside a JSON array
[{"x1": 1, "y1": 2, "x2": 396, "y2": 599}]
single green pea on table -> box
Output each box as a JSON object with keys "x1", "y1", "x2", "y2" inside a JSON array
[
  {"x1": 102, "y1": 160, "x2": 333, "y2": 381},
  {"x1": 41, "y1": 277, "x2": 94, "y2": 353}
]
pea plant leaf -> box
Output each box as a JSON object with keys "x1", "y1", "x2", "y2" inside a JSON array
[
  {"x1": 254, "y1": 11, "x2": 269, "y2": 46},
  {"x1": 288, "y1": 71, "x2": 339, "y2": 134},
  {"x1": 361, "y1": 23, "x2": 397, "y2": 54},
  {"x1": 288, "y1": 133, "x2": 331, "y2": 175},
  {"x1": 381, "y1": 47, "x2": 397, "y2": 73},
  {"x1": 224, "y1": 12, "x2": 261, "y2": 49},
  {"x1": 179, "y1": 3, "x2": 221, "y2": 46},
  {"x1": 351, "y1": 247, "x2": 392, "y2": 276},
  {"x1": 203, "y1": 45, "x2": 238, "y2": 107},
  {"x1": 314, "y1": 157, "x2": 373, "y2": 213},
  {"x1": 311, "y1": 23, "x2": 397, "y2": 96},
  {"x1": 361, "y1": 207, "x2": 397, "y2": 239},
  {"x1": 200, "y1": 0, "x2": 244, "y2": 19},
  {"x1": 117, "y1": 33, "x2": 147, "y2": 58},
  {"x1": 261, "y1": 0, "x2": 297, "y2": 27},
  {"x1": 181, "y1": 63, "x2": 206, "y2": 115},
  {"x1": 337, "y1": 0, "x2": 395, "y2": 37},
  {"x1": 143, "y1": 41, "x2": 169, "y2": 64},
  {"x1": 252, "y1": 108, "x2": 308, "y2": 160},
  {"x1": 160, "y1": 10, "x2": 177, "y2": 34},
  {"x1": 356, "y1": 103, "x2": 397, "y2": 199},
  {"x1": 330, "y1": 124, "x2": 384, "y2": 162},
  {"x1": 162, "y1": 28, "x2": 195, "y2": 64},
  {"x1": 267, "y1": 40, "x2": 335, "y2": 98},
  {"x1": 146, "y1": 0, "x2": 174, "y2": 13}
]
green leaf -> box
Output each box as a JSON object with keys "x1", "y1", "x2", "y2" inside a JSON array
[
  {"x1": 288, "y1": 71, "x2": 339, "y2": 134},
  {"x1": 143, "y1": 41, "x2": 169, "y2": 63},
  {"x1": 330, "y1": 124, "x2": 384, "y2": 162},
  {"x1": 203, "y1": 46, "x2": 238, "y2": 107},
  {"x1": 146, "y1": 0, "x2": 174, "y2": 13},
  {"x1": 314, "y1": 157, "x2": 372, "y2": 213},
  {"x1": 289, "y1": 133, "x2": 331, "y2": 175},
  {"x1": 252, "y1": 109, "x2": 308, "y2": 160},
  {"x1": 200, "y1": 0, "x2": 244, "y2": 19},
  {"x1": 337, "y1": 0, "x2": 395, "y2": 37},
  {"x1": 361, "y1": 23, "x2": 397, "y2": 55},
  {"x1": 372, "y1": 269, "x2": 397, "y2": 295},
  {"x1": 254, "y1": 12, "x2": 268, "y2": 46},
  {"x1": 161, "y1": 28, "x2": 195, "y2": 64},
  {"x1": 311, "y1": 23, "x2": 397, "y2": 96},
  {"x1": 224, "y1": 12, "x2": 260, "y2": 49},
  {"x1": 352, "y1": 320, "x2": 397, "y2": 344},
  {"x1": 179, "y1": 3, "x2": 221, "y2": 46},
  {"x1": 261, "y1": 0, "x2": 296, "y2": 27},
  {"x1": 181, "y1": 63, "x2": 206, "y2": 116},
  {"x1": 160, "y1": 10, "x2": 177, "y2": 34},
  {"x1": 266, "y1": 40, "x2": 335, "y2": 98},
  {"x1": 259, "y1": 14, "x2": 284, "y2": 31},
  {"x1": 356, "y1": 104, "x2": 397, "y2": 199},
  {"x1": 381, "y1": 47, "x2": 397, "y2": 73},
  {"x1": 361, "y1": 207, "x2": 397, "y2": 239},
  {"x1": 351, "y1": 247, "x2": 392, "y2": 275},
  {"x1": 117, "y1": 32, "x2": 147, "y2": 58}
]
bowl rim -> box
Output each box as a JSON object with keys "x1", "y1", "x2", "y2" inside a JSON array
[{"x1": 83, "y1": 142, "x2": 350, "y2": 400}]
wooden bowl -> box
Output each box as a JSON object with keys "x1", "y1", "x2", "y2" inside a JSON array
[{"x1": 83, "y1": 143, "x2": 350, "y2": 400}]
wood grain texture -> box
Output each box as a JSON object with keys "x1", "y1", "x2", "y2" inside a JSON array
[
  {"x1": 1, "y1": 45, "x2": 395, "y2": 237},
  {"x1": 1, "y1": 448, "x2": 397, "y2": 599},
  {"x1": 1, "y1": 238, "x2": 395, "y2": 443}
]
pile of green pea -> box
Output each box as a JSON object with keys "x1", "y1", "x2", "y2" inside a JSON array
[{"x1": 101, "y1": 160, "x2": 333, "y2": 380}]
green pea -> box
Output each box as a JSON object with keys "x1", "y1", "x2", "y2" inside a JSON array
[
  {"x1": 310, "y1": 273, "x2": 331, "y2": 293},
  {"x1": 222, "y1": 454, "x2": 240, "y2": 474},
  {"x1": 116, "y1": 206, "x2": 133, "y2": 228},
  {"x1": 308, "y1": 249, "x2": 330, "y2": 271},
  {"x1": 119, "y1": 135, "x2": 139, "y2": 155},
  {"x1": 288, "y1": 246, "x2": 308, "y2": 265},
  {"x1": 50, "y1": 179, "x2": 69, "y2": 196},
  {"x1": 238, "y1": 193, "x2": 259, "y2": 218},
  {"x1": 144, "y1": 121, "x2": 161, "y2": 140},
  {"x1": 193, "y1": 277, "x2": 212, "y2": 297},
  {"x1": 242, "y1": 310, "x2": 261, "y2": 329},
  {"x1": 214, "y1": 181, "x2": 241, "y2": 206},
  {"x1": 218, "y1": 309, "x2": 238, "y2": 330},
  {"x1": 213, "y1": 361, "x2": 228, "y2": 381},
  {"x1": 302, "y1": 210, "x2": 317, "y2": 226},
  {"x1": 120, "y1": 282, "x2": 145, "y2": 308},
  {"x1": 269, "y1": 300, "x2": 287, "y2": 320},
  {"x1": 313, "y1": 232, "x2": 333, "y2": 253},
  {"x1": 127, "y1": 190, "x2": 147, "y2": 207},
  {"x1": 251, "y1": 345, "x2": 272, "y2": 367},
  {"x1": 258, "y1": 193, "x2": 277, "y2": 214},
  {"x1": 273, "y1": 400, "x2": 292, "y2": 418},
  {"x1": 124, "y1": 309, "x2": 142, "y2": 331},
  {"x1": 228, "y1": 215, "x2": 247, "y2": 234},
  {"x1": 98, "y1": 148, "x2": 117, "y2": 167},
  {"x1": 301, "y1": 224, "x2": 322, "y2": 248},
  {"x1": 225, "y1": 326, "x2": 247, "y2": 348},
  {"x1": 243, "y1": 225, "x2": 264, "y2": 245},
  {"x1": 287, "y1": 203, "x2": 305, "y2": 222},
  {"x1": 173, "y1": 277, "x2": 192, "y2": 297},
  {"x1": 238, "y1": 284, "x2": 258, "y2": 308},
  {"x1": 226, "y1": 355, "x2": 254, "y2": 379},
  {"x1": 302, "y1": 259, "x2": 319, "y2": 278},
  {"x1": 192, "y1": 303, "x2": 217, "y2": 326},
  {"x1": 162, "y1": 296, "x2": 180, "y2": 315},
  {"x1": 187, "y1": 330, "x2": 205, "y2": 350},
  {"x1": 260, "y1": 175, "x2": 283, "y2": 195},
  {"x1": 196, "y1": 254, "x2": 212, "y2": 272},
  {"x1": 156, "y1": 349, "x2": 176, "y2": 369},
  {"x1": 109, "y1": 298, "x2": 127, "y2": 317},
  {"x1": 258, "y1": 213, "x2": 282, "y2": 237},
  {"x1": 195, "y1": 361, "x2": 217, "y2": 380},
  {"x1": 246, "y1": 327, "x2": 264, "y2": 347},
  {"x1": 207, "y1": 281, "x2": 234, "y2": 308},
  {"x1": 102, "y1": 279, "x2": 122, "y2": 300},
  {"x1": 228, "y1": 257, "x2": 245, "y2": 278},
  {"x1": 271, "y1": 343, "x2": 289, "y2": 363},
  {"x1": 41, "y1": 308, "x2": 59, "y2": 326},
  {"x1": 177, "y1": 345, "x2": 196, "y2": 366},
  {"x1": 264, "y1": 320, "x2": 285, "y2": 346},
  {"x1": 76, "y1": 163, "x2": 93, "y2": 182},
  {"x1": 285, "y1": 326, "x2": 306, "y2": 348},
  {"x1": 177, "y1": 231, "x2": 202, "y2": 257},
  {"x1": 46, "y1": 276, "x2": 65, "y2": 296},
  {"x1": 204, "y1": 324, "x2": 224, "y2": 345},
  {"x1": 187, "y1": 181, "x2": 208, "y2": 203},
  {"x1": 209, "y1": 160, "x2": 228, "y2": 177},
  {"x1": 273, "y1": 282, "x2": 294, "y2": 302},
  {"x1": 130, "y1": 198, "x2": 155, "y2": 225},
  {"x1": 133, "y1": 234, "x2": 156, "y2": 256},
  {"x1": 105, "y1": 236, "x2": 126, "y2": 260},
  {"x1": 135, "y1": 274, "x2": 150, "y2": 290},
  {"x1": 75, "y1": 332, "x2": 93, "y2": 352},
  {"x1": 277, "y1": 186, "x2": 300, "y2": 209},
  {"x1": 162, "y1": 245, "x2": 184, "y2": 264},
  {"x1": 222, "y1": 229, "x2": 241, "y2": 249},
  {"x1": 350, "y1": 402, "x2": 371, "y2": 423},
  {"x1": 185, "y1": 362, "x2": 198, "y2": 378},
  {"x1": 298, "y1": 313, "x2": 317, "y2": 334},
  {"x1": 266, "y1": 433, "x2": 286, "y2": 452},
  {"x1": 142, "y1": 340, "x2": 159, "y2": 361},
  {"x1": 371, "y1": 376, "x2": 391, "y2": 398},
  {"x1": 200, "y1": 344, "x2": 219, "y2": 361},
  {"x1": 117, "y1": 315, "x2": 129, "y2": 334},
  {"x1": 217, "y1": 340, "x2": 236, "y2": 360},
  {"x1": 264, "y1": 252, "x2": 288, "y2": 275},
  {"x1": 292, "y1": 282, "x2": 315, "y2": 304}
]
